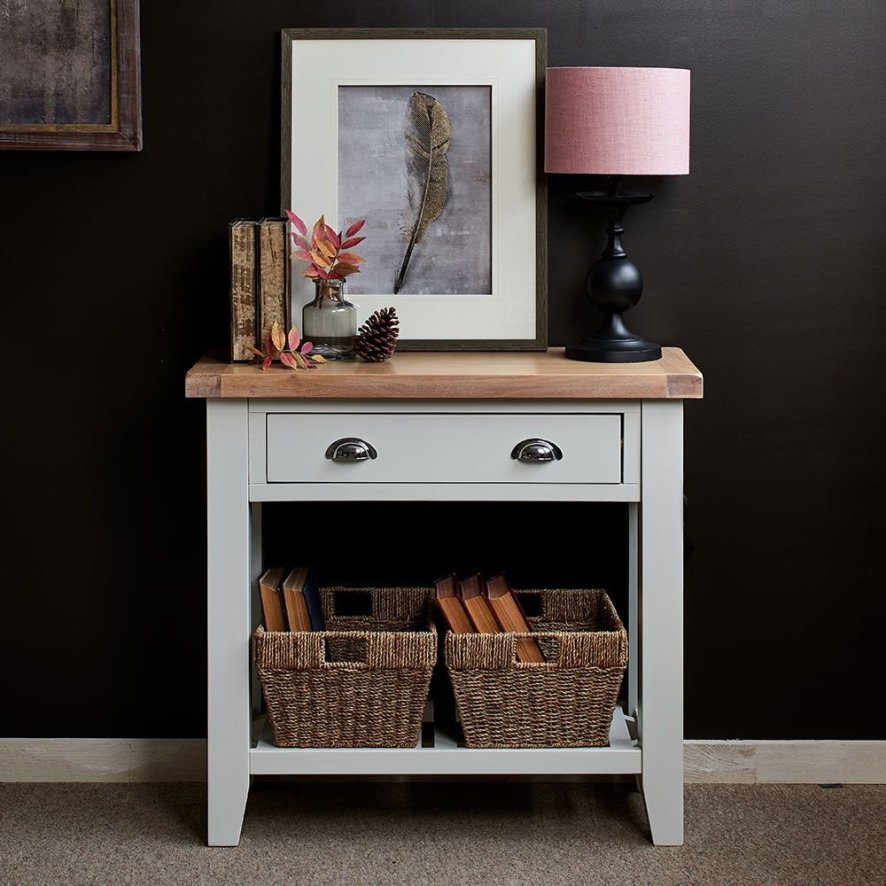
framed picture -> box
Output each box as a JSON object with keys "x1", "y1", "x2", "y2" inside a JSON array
[
  {"x1": 0, "y1": 0, "x2": 142, "y2": 152},
  {"x1": 282, "y1": 28, "x2": 547, "y2": 351}
]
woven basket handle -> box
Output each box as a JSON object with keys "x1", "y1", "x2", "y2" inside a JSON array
[
  {"x1": 445, "y1": 630, "x2": 627, "y2": 670},
  {"x1": 529, "y1": 631, "x2": 627, "y2": 668},
  {"x1": 255, "y1": 628, "x2": 436, "y2": 670},
  {"x1": 329, "y1": 589, "x2": 374, "y2": 619}
]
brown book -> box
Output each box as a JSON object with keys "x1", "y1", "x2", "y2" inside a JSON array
[
  {"x1": 486, "y1": 574, "x2": 545, "y2": 663},
  {"x1": 459, "y1": 574, "x2": 500, "y2": 634},
  {"x1": 228, "y1": 219, "x2": 257, "y2": 362},
  {"x1": 257, "y1": 217, "x2": 289, "y2": 345},
  {"x1": 258, "y1": 567, "x2": 286, "y2": 632},
  {"x1": 434, "y1": 575, "x2": 474, "y2": 633},
  {"x1": 281, "y1": 567, "x2": 312, "y2": 632}
]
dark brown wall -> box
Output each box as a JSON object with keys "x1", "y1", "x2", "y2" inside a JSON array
[{"x1": 1, "y1": 1, "x2": 884, "y2": 739}]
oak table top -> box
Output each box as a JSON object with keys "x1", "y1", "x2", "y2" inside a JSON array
[{"x1": 185, "y1": 347, "x2": 702, "y2": 400}]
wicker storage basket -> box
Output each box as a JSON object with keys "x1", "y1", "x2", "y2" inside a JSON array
[
  {"x1": 445, "y1": 588, "x2": 627, "y2": 748},
  {"x1": 253, "y1": 586, "x2": 436, "y2": 748}
]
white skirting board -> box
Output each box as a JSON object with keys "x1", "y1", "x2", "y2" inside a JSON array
[
  {"x1": 1, "y1": 739, "x2": 883, "y2": 784},
  {"x1": 683, "y1": 741, "x2": 886, "y2": 784}
]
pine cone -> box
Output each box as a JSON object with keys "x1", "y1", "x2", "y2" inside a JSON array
[{"x1": 353, "y1": 307, "x2": 400, "y2": 362}]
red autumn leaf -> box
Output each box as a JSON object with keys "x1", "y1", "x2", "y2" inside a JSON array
[
  {"x1": 261, "y1": 355, "x2": 273, "y2": 370},
  {"x1": 285, "y1": 210, "x2": 307, "y2": 236},
  {"x1": 340, "y1": 236, "x2": 365, "y2": 250},
  {"x1": 287, "y1": 327, "x2": 301, "y2": 351},
  {"x1": 336, "y1": 252, "x2": 364, "y2": 264},
  {"x1": 315, "y1": 266, "x2": 329, "y2": 279},
  {"x1": 345, "y1": 219, "x2": 366, "y2": 238},
  {"x1": 303, "y1": 266, "x2": 321, "y2": 277},
  {"x1": 300, "y1": 341, "x2": 314, "y2": 355},
  {"x1": 292, "y1": 250, "x2": 313, "y2": 263},
  {"x1": 332, "y1": 263, "x2": 361, "y2": 277},
  {"x1": 291, "y1": 233, "x2": 310, "y2": 250},
  {"x1": 327, "y1": 271, "x2": 343, "y2": 280},
  {"x1": 324, "y1": 225, "x2": 341, "y2": 249},
  {"x1": 279, "y1": 351, "x2": 298, "y2": 370}
]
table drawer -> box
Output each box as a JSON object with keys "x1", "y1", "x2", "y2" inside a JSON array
[{"x1": 265, "y1": 413, "x2": 623, "y2": 484}]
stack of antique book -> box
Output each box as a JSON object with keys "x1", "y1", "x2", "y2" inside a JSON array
[
  {"x1": 434, "y1": 573, "x2": 545, "y2": 662},
  {"x1": 228, "y1": 217, "x2": 289, "y2": 362},
  {"x1": 257, "y1": 566, "x2": 325, "y2": 632}
]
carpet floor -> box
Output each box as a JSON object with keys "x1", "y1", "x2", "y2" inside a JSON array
[{"x1": 0, "y1": 782, "x2": 883, "y2": 885}]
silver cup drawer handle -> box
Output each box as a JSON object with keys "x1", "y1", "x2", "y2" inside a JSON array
[
  {"x1": 325, "y1": 437, "x2": 378, "y2": 462},
  {"x1": 511, "y1": 438, "x2": 563, "y2": 463}
]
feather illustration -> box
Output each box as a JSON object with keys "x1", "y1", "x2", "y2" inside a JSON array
[{"x1": 393, "y1": 92, "x2": 451, "y2": 294}]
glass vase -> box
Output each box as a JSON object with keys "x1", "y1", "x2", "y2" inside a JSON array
[{"x1": 302, "y1": 278, "x2": 356, "y2": 360}]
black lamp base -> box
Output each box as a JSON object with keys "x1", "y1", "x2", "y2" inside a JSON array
[
  {"x1": 565, "y1": 313, "x2": 661, "y2": 362},
  {"x1": 566, "y1": 337, "x2": 661, "y2": 363}
]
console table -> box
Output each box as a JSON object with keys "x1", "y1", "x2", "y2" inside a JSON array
[{"x1": 186, "y1": 348, "x2": 703, "y2": 846}]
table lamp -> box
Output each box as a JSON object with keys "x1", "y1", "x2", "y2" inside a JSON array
[{"x1": 545, "y1": 67, "x2": 690, "y2": 362}]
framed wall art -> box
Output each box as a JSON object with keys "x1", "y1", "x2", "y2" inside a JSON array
[
  {"x1": 281, "y1": 28, "x2": 547, "y2": 350},
  {"x1": 0, "y1": 0, "x2": 142, "y2": 152}
]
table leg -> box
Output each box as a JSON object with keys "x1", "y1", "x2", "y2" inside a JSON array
[
  {"x1": 627, "y1": 502, "x2": 639, "y2": 719},
  {"x1": 639, "y1": 400, "x2": 684, "y2": 846},
  {"x1": 207, "y1": 400, "x2": 252, "y2": 846}
]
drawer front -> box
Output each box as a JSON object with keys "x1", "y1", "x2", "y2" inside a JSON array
[{"x1": 265, "y1": 413, "x2": 623, "y2": 484}]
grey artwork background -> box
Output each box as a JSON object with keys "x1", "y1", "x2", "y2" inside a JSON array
[
  {"x1": 0, "y1": 0, "x2": 111, "y2": 125},
  {"x1": 338, "y1": 85, "x2": 491, "y2": 295}
]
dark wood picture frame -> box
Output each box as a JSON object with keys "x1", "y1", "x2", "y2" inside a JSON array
[
  {"x1": 0, "y1": 0, "x2": 142, "y2": 152},
  {"x1": 281, "y1": 28, "x2": 547, "y2": 351}
]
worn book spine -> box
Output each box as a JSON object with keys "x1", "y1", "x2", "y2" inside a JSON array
[
  {"x1": 486, "y1": 574, "x2": 545, "y2": 663},
  {"x1": 228, "y1": 219, "x2": 257, "y2": 363},
  {"x1": 434, "y1": 575, "x2": 474, "y2": 634},
  {"x1": 258, "y1": 567, "x2": 287, "y2": 632},
  {"x1": 283, "y1": 586, "x2": 312, "y2": 632},
  {"x1": 459, "y1": 575, "x2": 500, "y2": 634},
  {"x1": 257, "y1": 218, "x2": 289, "y2": 344}
]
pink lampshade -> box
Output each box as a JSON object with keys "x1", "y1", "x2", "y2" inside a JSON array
[{"x1": 545, "y1": 67, "x2": 690, "y2": 176}]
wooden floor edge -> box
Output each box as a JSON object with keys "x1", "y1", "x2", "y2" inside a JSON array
[{"x1": 1, "y1": 739, "x2": 882, "y2": 784}]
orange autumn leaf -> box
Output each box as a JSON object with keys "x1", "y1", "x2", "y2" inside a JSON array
[
  {"x1": 315, "y1": 239, "x2": 337, "y2": 260},
  {"x1": 336, "y1": 252, "x2": 364, "y2": 264},
  {"x1": 271, "y1": 322, "x2": 286, "y2": 352},
  {"x1": 310, "y1": 249, "x2": 331, "y2": 268}
]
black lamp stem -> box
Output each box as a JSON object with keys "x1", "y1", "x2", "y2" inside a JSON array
[{"x1": 564, "y1": 179, "x2": 662, "y2": 363}]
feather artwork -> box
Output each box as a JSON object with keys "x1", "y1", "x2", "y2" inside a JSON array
[{"x1": 393, "y1": 92, "x2": 451, "y2": 294}]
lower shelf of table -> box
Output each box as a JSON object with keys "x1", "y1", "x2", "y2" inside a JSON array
[{"x1": 250, "y1": 706, "x2": 640, "y2": 776}]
